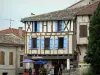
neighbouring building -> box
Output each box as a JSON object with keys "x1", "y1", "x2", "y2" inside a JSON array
[
  {"x1": 0, "y1": 28, "x2": 25, "y2": 75},
  {"x1": 21, "y1": 0, "x2": 100, "y2": 74},
  {"x1": 75, "y1": 1, "x2": 99, "y2": 64}
]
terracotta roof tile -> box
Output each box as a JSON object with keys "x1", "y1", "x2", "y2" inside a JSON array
[{"x1": 0, "y1": 28, "x2": 25, "y2": 38}]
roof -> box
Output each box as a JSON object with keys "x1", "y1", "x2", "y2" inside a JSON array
[
  {"x1": 21, "y1": 7, "x2": 85, "y2": 22},
  {"x1": 0, "y1": 28, "x2": 25, "y2": 38},
  {"x1": 67, "y1": 0, "x2": 82, "y2": 9},
  {"x1": 0, "y1": 34, "x2": 24, "y2": 45},
  {"x1": 75, "y1": 1, "x2": 100, "y2": 16}
]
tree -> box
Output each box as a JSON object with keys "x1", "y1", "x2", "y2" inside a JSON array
[{"x1": 85, "y1": 2, "x2": 100, "y2": 74}]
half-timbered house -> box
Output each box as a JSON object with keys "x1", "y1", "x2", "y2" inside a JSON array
[
  {"x1": 21, "y1": 8, "x2": 81, "y2": 73},
  {"x1": 21, "y1": 0, "x2": 100, "y2": 74}
]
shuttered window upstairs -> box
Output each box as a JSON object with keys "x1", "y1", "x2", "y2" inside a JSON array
[
  {"x1": 32, "y1": 21, "x2": 40, "y2": 32},
  {"x1": 80, "y1": 25, "x2": 87, "y2": 37},
  {"x1": 44, "y1": 38, "x2": 50, "y2": 49},
  {"x1": 58, "y1": 21, "x2": 62, "y2": 32},
  {"x1": 32, "y1": 38, "x2": 37, "y2": 49},
  {"x1": 62, "y1": 21, "x2": 64, "y2": 32},
  {"x1": 34, "y1": 21, "x2": 37, "y2": 32},
  {"x1": 55, "y1": 20, "x2": 64, "y2": 32},
  {"x1": 58, "y1": 37, "x2": 64, "y2": 49},
  {"x1": 55, "y1": 37, "x2": 68, "y2": 49}
]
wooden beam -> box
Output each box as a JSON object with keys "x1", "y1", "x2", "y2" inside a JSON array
[{"x1": 64, "y1": 20, "x2": 69, "y2": 31}]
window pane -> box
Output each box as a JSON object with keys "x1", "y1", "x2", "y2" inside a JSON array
[
  {"x1": 35, "y1": 21, "x2": 37, "y2": 32},
  {"x1": 32, "y1": 38, "x2": 37, "y2": 48},
  {"x1": 58, "y1": 21, "x2": 62, "y2": 32},
  {"x1": 45, "y1": 38, "x2": 50, "y2": 49},
  {"x1": 58, "y1": 37, "x2": 64, "y2": 48}
]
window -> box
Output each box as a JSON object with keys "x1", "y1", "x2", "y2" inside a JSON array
[
  {"x1": 80, "y1": 25, "x2": 87, "y2": 37},
  {"x1": 34, "y1": 21, "x2": 37, "y2": 32},
  {"x1": 0, "y1": 51, "x2": 5, "y2": 65},
  {"x1": 58, "y1": 21, "x2": 62, "y2": 32},
  {"x1": 20, "y1": 55, "x2": 23, "y2": 67},
  {"x1": 32, "y1": 38, "x2": 37, "y2": 48},
  {"x1": 44, "y1": 38, "x2": 50, "y2": 49},
  {"x1": 58, "y1": 37, "x2": 64, "y2": 48},
  {"x1": 9, "y1": 52, "x2": 13, "y2": 65}
]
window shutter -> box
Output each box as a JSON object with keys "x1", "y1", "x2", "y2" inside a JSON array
[
  {"x1": 37, "y1": 37, "x2": 40, "y2": 48},
  {"x1": 62, "y1": 21, "x2": 64, "y2": 32},
  {"x1": 29, "y1": 38, "x2": 32, "y2": 49},
  {"x1": 37, "y1": 22, "x2": 40, "y2": 32},
  {"x1": 63, "y1": 37, "x2": 67, "y2": 49},
  {"x1": 55, "y1": 21, "x2": 58, "y2": 32},
  {"x1": 55, "y1": 37, "x2": 58, "y2": 49},
  {"x1": 42, "y1": 38, "x2": 44, "y2": 49},
  {"x1": 83, "y1": 25, "x2": 87, "y2": 37},
  {"x1": 50, "y1": 38, "x2": 53, "y2": 50},
  {"x1": 80, "y1": 25, "x2": 87, "y2": 37},
  {"x1": 9, "y1": 52, "x2": 13, "y2": 65},
  {"x1": 0, "y1": 51, "x2": 5, "y2": 65},
  {"x1": 32, "y1": 22, "x2": 35, "y2": 32}
]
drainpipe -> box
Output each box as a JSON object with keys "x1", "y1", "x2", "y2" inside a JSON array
[{"x1": 15, "y1": 46, "x2": 18, "y2": 75}]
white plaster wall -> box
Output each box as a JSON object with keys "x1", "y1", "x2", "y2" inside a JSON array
[
  {"x1": 0, "y1": 45, "x2": 24, "y2": 75},
  {"x1": 69, "y1": 35, "x2": 73, "y2": 54},
  {"x1": 77, "y1": 16, "x2": 89, "y2": 44},
  {"x1": 79, "y1": 46, "x2": 87, "y2": 63},
  {"x1": 0, "y1": 46, "x2": 16, "y2": 69},
  {"x1": 0, "y1": 46, "x2": 23, "y2": 75},
  {"x1": 0, "y1": 69, "x2": 15, "y2": 75}
]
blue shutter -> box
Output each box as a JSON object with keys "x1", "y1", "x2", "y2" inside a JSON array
[
  {"x1": 63, "y1": 37, "x2": 68, "y2": 49},
  {"x1": 50, "y1": 38, "x2": 53, "y2": 50},
  {"x1": 32, "y1": 22, "x2": 35, "y2": 32},
  {"x1": 55, "y1": 37, "x2": 58, "y2": 49},
  {"x1": 37, "y1": 37, "x2": 40, "y2": 48},
  {"x1": 55, "y1": 21, "x2": 58, "y2": 32},
  {"x1": 29, "y1": 38, "x2": 32, "y2": 49},
  {"x1": 37, "y1": 22, "x2": 40, "y2": 32},
  {"x1": 42, "y1": 38, "x2": 44, "y2": 49},
  {"x1": 62, "y1": 21, "x2": 64, "y2": 32}
]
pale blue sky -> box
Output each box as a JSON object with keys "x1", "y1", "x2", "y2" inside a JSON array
[{"x1": 0, "y1": 0, "x2": 80, "y2": 30}]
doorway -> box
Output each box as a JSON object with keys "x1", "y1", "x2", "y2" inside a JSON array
[{"x1": 2, "y1": 72, "x2": 8, "y2": 75}]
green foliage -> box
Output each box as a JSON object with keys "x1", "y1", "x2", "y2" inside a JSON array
[
  {"x1": 85, "y1": 2, "x2": 100, "y2": 74},
  {"x1": 39, "y1": 67, "x2": 47, "y2": 75}
]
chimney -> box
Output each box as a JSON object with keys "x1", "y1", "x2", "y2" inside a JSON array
[
  {"x1": 18, "y1": 27, "x2": 23, "y2": 37},
  {"x1": 31, "y1": 13, "x2": 35, "y2": 15}
]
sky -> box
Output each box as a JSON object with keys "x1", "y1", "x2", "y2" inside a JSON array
[{"x1": 0, "y1": 0, "x2": 80, "y2": 30}]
